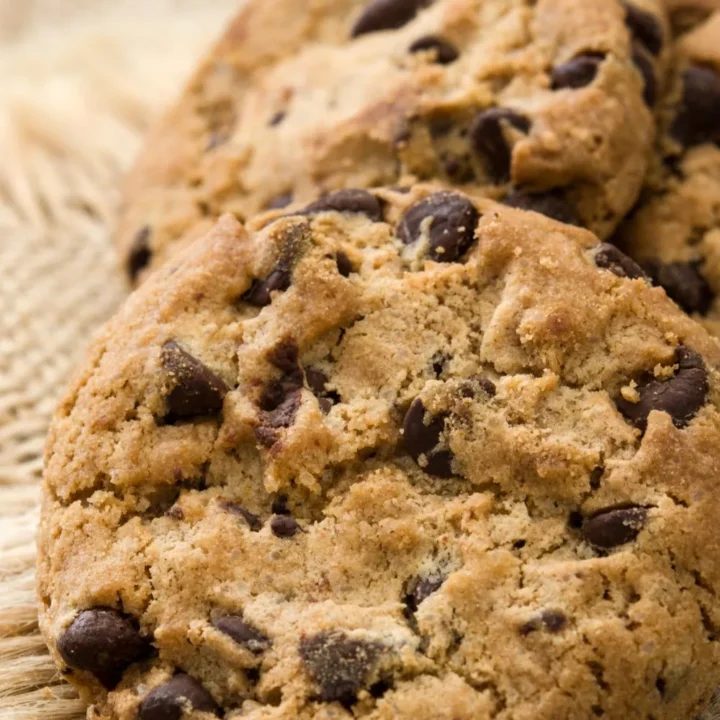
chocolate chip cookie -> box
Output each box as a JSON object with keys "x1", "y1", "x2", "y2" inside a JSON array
[
  {"x1": 41, "y1": 185, "x2": 720, "y2": 719},
  {"x1": 615, "y1": 9, "x2": 720, "y2": 337},
  {"x1": 117, "y1": 0, "x2": 667, "y2": 283}
]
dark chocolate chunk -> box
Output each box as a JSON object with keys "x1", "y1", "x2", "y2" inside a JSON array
[
  {"x1": 139, "y1": 674, "x2": 218, "y2": 720},
  {"x1": 551, "y1": 53, "x2": 604, "y2": 90},
  {"x1": 262, "y1": 389, "x2": 302, "y2": 427},
  {"x1": 581, "y1": 506, "x2": 648, "y2": 548},
  {"x1": 268, "y1": 339, "x2": 300, "y2": 374},
  {"x1": 520, "y1": 610, "x2": 567, "y2": 635},
  {"x1": 408, "y1": 35, "x2": 459, "y2": 64},
  {"x1": 161, "y1": 341, "x2": 229, "y2": 421},
  {"x1": 212, "y1": 613, "x2": 271, "y2": 654},
  {"x1": 622, "y1": 2, "x2": 664, "y2": 56},
  {"x1": 642, "y1": 259, "x2": 713, "y2": 315},
  {"x1": 299, "y1": 631, "x2": 381, "y2": 706},
  {"x1": 127, "y1": 226, "x2": 152, "y2": 283},
  {"x1": 671, "y1": 65, "x2": 720, "y2": 147},
  {"x1": 255, "y1": 426, "x2": 279, "y2": 448},
  {"x1": 594, "y1": 243, "x2": 648, "y2": 280},
  {"x1": 242, "y1": 266, "x2": 292, "y2": 307},
  {"x1": 336, "y1": 251, "x2": 354, "y2": 277},
  {"x1": 402, "y1": 398, "x2": 454, "y2": 478},
  {"x1": 57, "y1": 608, "x2": 150, "y2": 689},
  {"x1": 470, "y1": 108, "x2": 531, "y2": 183},
  {"x1": 403, "y1": 574, "x2": 446, "y2": 615},
  {"x1": 441, "y1": 152, "x2": 476, "y2": 183},
  {"x1": 270, "y1": 515, "x2": 300, "y2": 538},
  {"x1": 302, "y1": 189, "x2": 383, "y2": 222},
  {"x1": 460, "y1": 376, "x2": 497, "y2": 399},
  {"x1": 615, "y1": 345, "x2": 709, "y2": 431},
  {"x1": 351, "y1": 0, "x2": 433, "y2": 38},
  {"x1": 631, "y1": 44, "x2": 657, "y2": 106},
  {"x1": 305, "y1": 367, "x2": 340, "y2": 413},
  {"x1": 219, "y1": 500, "x2": 262, "y2": 532},
  {"x1": 271, "y1": 495, "x2": 290, "y2": 515},
  {"x1": 503, "y1": 189, "x2": 580, "y2": 226},
  {"x1": 397, "y1": 191, "x2": 479, "y2": 262},
  {"x1": 269, "y1": 111, "x2": 286, "y2": 127}
]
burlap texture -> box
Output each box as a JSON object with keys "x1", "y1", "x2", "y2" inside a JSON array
[{"x1": 0, "y1": 0, "x2": 718, "y2": 718}]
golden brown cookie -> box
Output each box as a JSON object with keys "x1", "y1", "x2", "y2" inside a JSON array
[
  {"x1": 117, "y1": 0, "x2": 668, "y2": 283},
  {"x1": 615, "y1": 9, "x2": 720, "y2": 337},
  {"x1": 41, "y1": 185, "x2": 720, "y2": 719}
]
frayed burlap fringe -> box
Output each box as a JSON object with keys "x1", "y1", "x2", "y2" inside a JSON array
[{"x1": 0, "y1": 2, "x2": 235, "y2": 717}]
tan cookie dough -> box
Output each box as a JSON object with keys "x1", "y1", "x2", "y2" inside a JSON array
[
  {"x1": 41, "y1": 185, "x2": 720, "y2": 719},
  {"x1": 117, "y1": 0, "x2": 668, "y2": 283},
  {"x1": 615, "y1": 9, "x2": 720, "y2": 338}
]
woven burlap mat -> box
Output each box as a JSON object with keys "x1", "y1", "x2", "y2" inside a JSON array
[{"x1": 0, "y1": 1, "x2": 719, "y2": 718}]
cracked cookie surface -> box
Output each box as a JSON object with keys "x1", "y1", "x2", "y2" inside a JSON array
[
  {"x1": 41, "y1": 184, "x2": 720, "y2": 719},
  {"x1": 117, "y1": 0, "x2": 667, "y2": 282},
  {"x1": 615, "y1": 8, "x2": 720, "y2": 337}
]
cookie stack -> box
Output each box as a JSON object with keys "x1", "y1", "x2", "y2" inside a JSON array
[{"x1": 38, "y1": 2, "x2": 720, "y2": 719}]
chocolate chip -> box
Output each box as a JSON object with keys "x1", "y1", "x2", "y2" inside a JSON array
[
  {"x1": 408, "y1": 35, "x2": 459, "y2": 64},
  {"x1": 671, "y1": 65, "x2": 720, "y2": 147},
  {"x1": 336, "y1": 252, "x2": 354, "y2": 277},
  {"x1": 581, "y1": 506, "x2": 648, "y2": 548},
  {"x1": 212, "y1": 614, "x2": 271, "y2": 654},
  {"x1": 262, "y1": 388, "x2": 302, "y2": 426},
  {"x1": 271, "y1": 495, "x2": 290, "y2": 515},
  {"x1": 269, "y1": 111, "x2": 286, "y2": 127},
  {"x1": 219, "y1": 500, "x2": 262, "y2": 532},
  {"x1": 403, "y1": 398, "x2": 454, "y2": 478},
  {"x1": 403, "y1": 574, "x2": 446, "y2": 615},
  {"x1": 642, "y1": 259, "x2": 713, "y2": 315},
  {"x1": 441, "y1": 152, "x2": 476, "y2": 183},
  {"x1": 270, "y1": 515, "x2": 300, "y2": 538},
  {"x1": 622, "y1": 2, "x2": 664, "y2": 56},
  {"x1": 268, "y1": 339, "x2": 300, "y2": 374},
  {"x1": 139, "y1": 674, "x2": 218, "y2": 720},
  {"x1": 127, "y1": 226, "x2": 152, "y2": 283},
  {"x1": 520, "y1": 610, "x2": 567, "y2": 635},
  {"x1": 631, "y1": 44, "x2": 657, "y2": 106},
  {"x1": 503, "y1": 189, "x2": 580, "y2": 226},
  {"x1": 594, "y1": 243, "x2": 648, "y2": 280},
  {"x1": 616, "y1": 346, "x2": 708, "y2": 431},
  {"x1": 431, "y1": 352, "x2": 448, "y2": 378},
  {"x1": 305, "y1": 368, "x2": 330, "y2": 396},
  {"x1": 397, "y1": 192, "x2": 479, "y2": 262},
  {"x1": 305, "y1": 367, "x2": 340, "y2": 413},
  {"x1": 242, "y1": 265, "x2": 292, "y2": 307},
  {"x1": 255, "y1": 426, "x2": 279, "y2": 448},
  {"x1": 551, "y1": 53, "x2": 604, "y2": 90},
  {"x1": 57, "y1": 609, "x2": 150, "y2": 689},
  {"x1": 161, "y1": 341, "x2": 229, "y2": 421},
  {"x1": 302, "y1": 189, "x2": 383, "y2": 222},
  {"x1": 266, "y1": 193, "x2": 293, "y2": 210},
  {"x1": 461, "y1": 376, "x2": 497, "y2": 399},
  {"x1": 299, "y1": 631, "x2": 380, "y2": 706},
  {"x1": 351, "y1": 0, "x2": 433, "y2": 38},
  {"x1": 470, "y1": 108, "x2": 531, "y2": 183}
]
